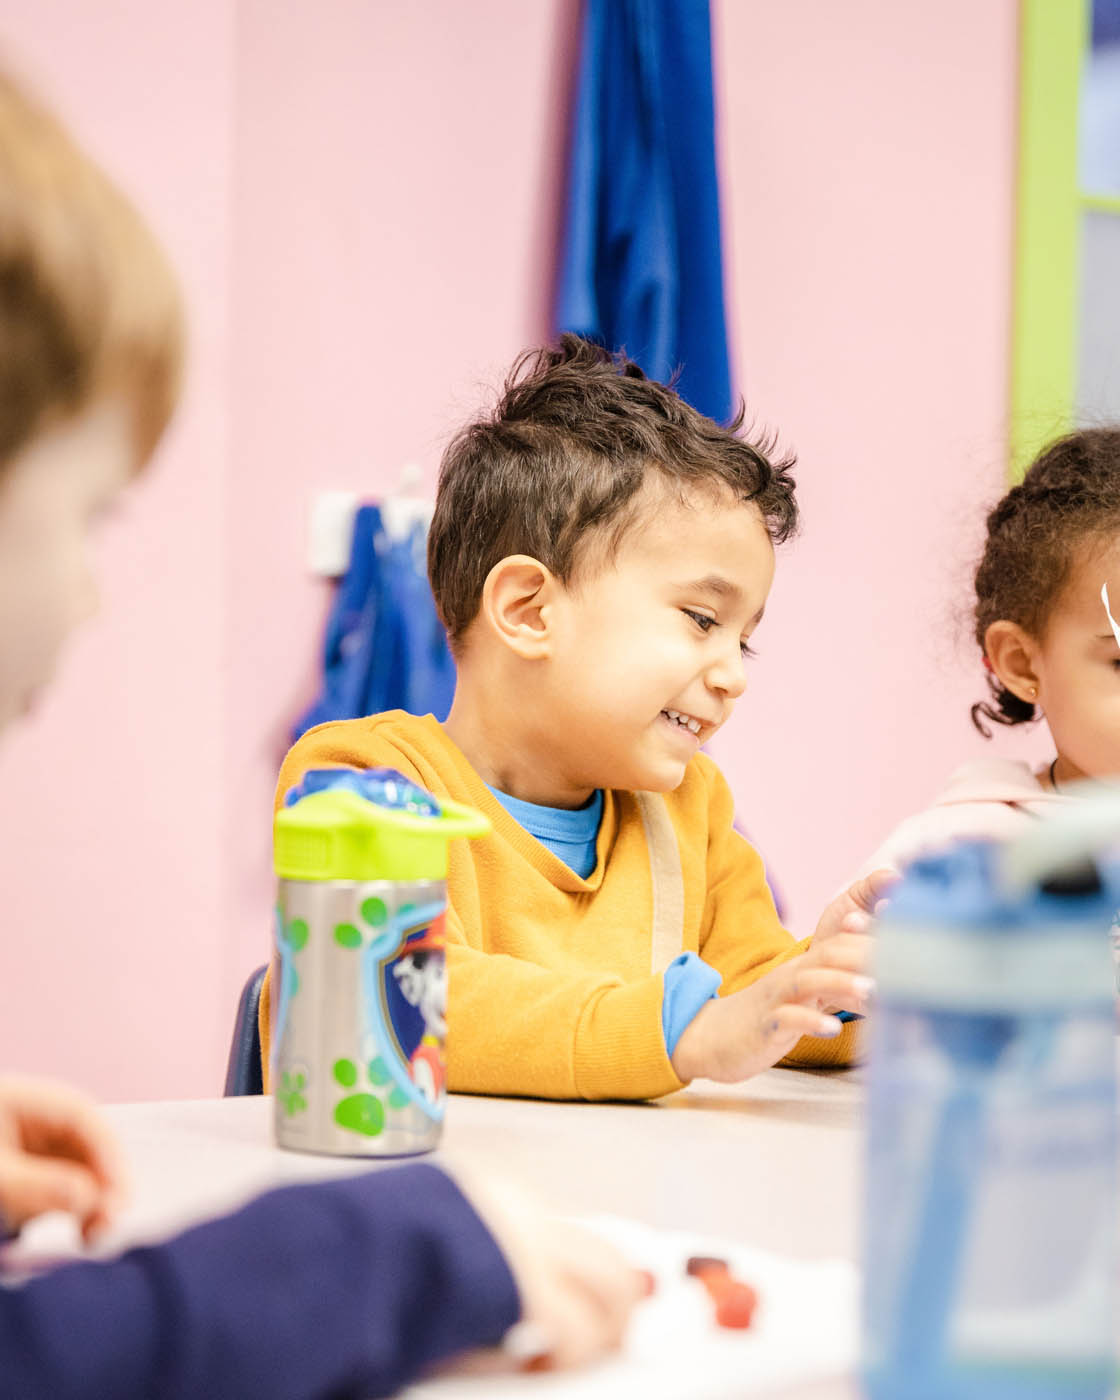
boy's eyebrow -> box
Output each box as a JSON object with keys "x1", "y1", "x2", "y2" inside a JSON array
[
  {"x1": 675, "y1": 575, "x2": 765, "y2": 625},
  {"x1": 677, "y1": 574, "x2": 743, "y2": 602}
]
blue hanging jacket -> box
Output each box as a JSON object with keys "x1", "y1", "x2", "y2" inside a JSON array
[
  {"x1": 378, "y1": 522, "x2": 457, "y2": 720},
  {"x1": 555, "y1": 0, "x2": 733, "y2": 423},
  {"x1": 293, "y1": 505, "x2": 455, "y2": 740}
]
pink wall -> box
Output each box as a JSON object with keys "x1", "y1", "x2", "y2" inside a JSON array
[
  {"x1": 0, "y1": 2, "x2": 1028, "y2": 1100},
  {"x1": 709, "y1": 0, "x2": 1038, "y2": 928},
  {"x1": 0, "y1": 1, "x2": 235, "y2": 1099}
]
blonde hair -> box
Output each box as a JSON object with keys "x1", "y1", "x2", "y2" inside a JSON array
[{"x1": 0, "y1": 69, "x2": 184, "y2": 470}]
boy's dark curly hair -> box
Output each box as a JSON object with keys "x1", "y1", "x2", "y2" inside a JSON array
[
  {"x1": 428, "y1": 334, "x2": 797, "y2": 650},
  {"x1": 971, "y1": 427, "x2": 1120, "y2": 735}
]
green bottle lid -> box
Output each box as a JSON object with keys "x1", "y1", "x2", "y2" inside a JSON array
[{"x1": 275, "y1": 784, "x2": 490, "y2": 882}]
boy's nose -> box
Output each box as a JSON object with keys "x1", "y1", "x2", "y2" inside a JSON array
[{"x1": 707, "y1": 648, "x2": 747, "y2": 700}]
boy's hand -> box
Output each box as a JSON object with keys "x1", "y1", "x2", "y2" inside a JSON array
[
  {"x1": 0, "y1": 1075, "x2": 129, "y2": 1242},
  {"x1": 669, "y1": 933, "x2": 873, "y2": 1084},
  {"x1": 812, "y1": 868, "x2": 897, "y2": 946},
  {"x1": 445, "y1": 1171, "x2": 646, "y2": 1375}
]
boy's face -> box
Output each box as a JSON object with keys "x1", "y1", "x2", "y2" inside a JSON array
[
  {"x1": 543, "y1": 484, "x2": 775, "y2": 795},
  {"x1": 0, "y1": 399, "x2": 132, "y2": 731},
  {"x1": 1035, "y1": 536, "x2": 1120, "y2": 781}
]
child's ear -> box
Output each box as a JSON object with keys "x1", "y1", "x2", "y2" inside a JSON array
[
  {"x1": 480, "y1": 555, "x2": 556, "y2": 660},
  {"x1": 984, "y1": 620, "x2": 1041, "y2": 705}
]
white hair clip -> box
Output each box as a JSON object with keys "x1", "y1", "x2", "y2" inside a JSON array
[{"x1": 1103, "y1": 582, "x2": 1120, "y2": 649}]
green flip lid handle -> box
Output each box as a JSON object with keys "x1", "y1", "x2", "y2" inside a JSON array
[{"x1": 275, "y1": 787, "x2": 490, "y2": 882}]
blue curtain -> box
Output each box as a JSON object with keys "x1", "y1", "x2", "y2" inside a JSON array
[
  {"x1": 555, "y1": 0, "x2": 732, "y2": 424},
  {"x1": 293, "y1": 505, "x2": 456, "y2": 740}
]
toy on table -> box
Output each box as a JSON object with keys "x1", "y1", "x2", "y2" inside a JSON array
[{"x1": 686, "y1": 1255, "x2": 759, "y2": 1330}]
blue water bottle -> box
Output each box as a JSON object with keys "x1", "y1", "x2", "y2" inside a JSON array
[{"x1": 863, "y1": 796, "x2": 1120, "y2": 1400}]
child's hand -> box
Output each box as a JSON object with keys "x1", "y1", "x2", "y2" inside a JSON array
[
  {"x1": 669, "y1": 933, "x2": 873, "y2": 1084},
  {"x1": 0, "y1": 1075, "x2": 130, "y2": 1242},
  {"x1": 445, "y1": 1170, "x2": 646, "y2": 1375},
  {"x1": 812, "y1": 868, "x2": 897, "y2": 946}
]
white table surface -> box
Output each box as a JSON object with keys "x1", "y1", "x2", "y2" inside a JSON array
[{"x1": 14, "y1": 1070, "x2": 866, "y2": 1399}]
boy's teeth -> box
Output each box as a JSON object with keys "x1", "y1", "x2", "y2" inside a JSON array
[{"x1": 664, "y1": 709, "x2": 701, "y2": 735}]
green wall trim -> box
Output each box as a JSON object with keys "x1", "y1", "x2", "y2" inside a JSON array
[
  {"x1": 1081, "y1": 192, "x2": 1120, "y2": 215},
  {"x1": 1010, "y1": 0, "x2": 1088, "y2": 478}
]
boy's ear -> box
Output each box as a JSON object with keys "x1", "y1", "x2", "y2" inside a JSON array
[
  {"x1": 984, "y1": 620, "x2": 1040, "y2": 704},
  {"x1": 480, "y1": 555, "x2": 556, "y2": 660}
]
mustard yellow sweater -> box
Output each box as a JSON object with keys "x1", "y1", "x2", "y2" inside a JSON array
[{"x1": 260, "y1": 711, "x2": 858, "y2": 1100}]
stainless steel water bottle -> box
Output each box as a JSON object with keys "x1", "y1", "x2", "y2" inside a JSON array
[{"x1": 271, "y1": 767, "x2": 489, "y2": 1157}]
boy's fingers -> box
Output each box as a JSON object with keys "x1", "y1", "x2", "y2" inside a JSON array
[
  {"x1": 846, "y1": 868, "x2": 898, "y2": 913},
  {"x1": 784, "y1": 967, "x2": 873, "y2": 1012},
  {"x1": 541, "y1": 1287, "x2": 612, "y2": 1371},
  {"x1": 805, "y1": 931, "x2": 873, "y2": 972},
  {"x1": 764, "y1": 1005, "x2": 843, "y2": 1043},
  {"x1": 1, "y1": 1078, "x2": 129, "y2": 1202},
  {"x1": 552, "y1": 1231, "x2": 643, "y2": 1351},
  {"x1": 0, "y1": 1149, "x2": 104, "y2": 1232}
]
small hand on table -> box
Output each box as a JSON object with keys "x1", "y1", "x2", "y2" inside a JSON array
[{"x1": 0, "y1": 1074, "x2": 129, "y2": 1243}]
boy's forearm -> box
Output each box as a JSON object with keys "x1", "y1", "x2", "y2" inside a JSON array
[{"x1": 447, "y1": 948, "x2": 684, "y2": 1101}]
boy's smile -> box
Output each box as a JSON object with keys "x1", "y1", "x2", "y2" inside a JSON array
[{"x1": 660, "y1": 708, "x2": 706, "y2": 740}]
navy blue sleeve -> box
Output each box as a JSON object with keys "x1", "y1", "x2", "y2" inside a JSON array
[{"x1": 0, "y1": 1163, "x2": 520, "y2": 1399}]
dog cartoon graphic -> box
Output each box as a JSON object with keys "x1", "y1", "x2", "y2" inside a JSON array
[{"x1": 391, "y1": 920, "x2": 446, "y2": 1103}]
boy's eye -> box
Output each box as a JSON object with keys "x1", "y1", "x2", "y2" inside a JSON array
[{"x1": 683, "y1": 609, "x2": 715, "y2": 633}]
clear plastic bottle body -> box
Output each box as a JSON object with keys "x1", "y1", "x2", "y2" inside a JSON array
[
  {"x1": 860, "y1": 831, "x2": 1119, "y2": 1400},
  {"x1": 863, "y1": 993, "x2": 1116, "y2": 1400}
]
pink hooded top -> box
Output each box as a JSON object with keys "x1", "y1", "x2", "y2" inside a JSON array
[{"x1": 858, "y1": 758, "x2": 1070, "y2": 879}]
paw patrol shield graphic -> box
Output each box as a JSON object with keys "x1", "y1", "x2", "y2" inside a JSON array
[
  {"x1": 375, "y1": 913, "x2": 448, "y2": 1114},
  {"x1": 271, "y1": 769, "x2": 488, "y2": 1158}
]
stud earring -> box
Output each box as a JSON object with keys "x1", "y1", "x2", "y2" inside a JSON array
[{"x1": 1027, "y1": 685, "x2": 1038, "y2": 700}]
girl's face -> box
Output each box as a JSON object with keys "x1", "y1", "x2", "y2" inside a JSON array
[
  {"x1": 0, "y1": 399, "x2": 131, "y2": 733},
  {"x1": 1035, "y1": 535, "x2": 1120, "y2": 782}
]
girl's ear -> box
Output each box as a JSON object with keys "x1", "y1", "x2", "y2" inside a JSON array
[
  {"x1": 984, "y1": 620, "x2": 1041, "y2": 704},
  {"x1": 479, "y1": 555, "x2": 556, "y2": 661}
]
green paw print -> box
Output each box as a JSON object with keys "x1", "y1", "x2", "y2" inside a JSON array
[
  {"x1": 278, "y1": 910, "x2": 309, "y2": 997},
  {"x1": 278, "y1": 1069, "x2": 308, "y2": 1118},
  {"x1": 332, "y1": 1057, "x2": 410, "y2": 1136},
  {"x1": 333, "y1": 897, "x2": 388, "y2": 949}
]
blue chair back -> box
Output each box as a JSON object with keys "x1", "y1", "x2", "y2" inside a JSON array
[{"x1": 224, "y1": 964, "x2": 267, "y2": 1096}]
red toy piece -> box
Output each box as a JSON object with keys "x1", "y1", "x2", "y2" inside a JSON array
[
  {"x1": 684, "y1": 1256, "x2": 758, "y2": 1330},
  {"x1": 713, "y1": 1280, "x2": 758, "y2": 1330}
]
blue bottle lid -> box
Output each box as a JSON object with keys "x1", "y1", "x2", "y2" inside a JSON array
[
  {"x1": 875, "y1": 839, "x2": 1118, "y2": 1011},
  {"x1": 283, "y1": 767, "x2": 442, "y2": 817}
]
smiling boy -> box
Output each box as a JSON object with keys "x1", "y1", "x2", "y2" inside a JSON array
[{"x1": 264, "y1": 336, "x2": 880, "y2": 1100}]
